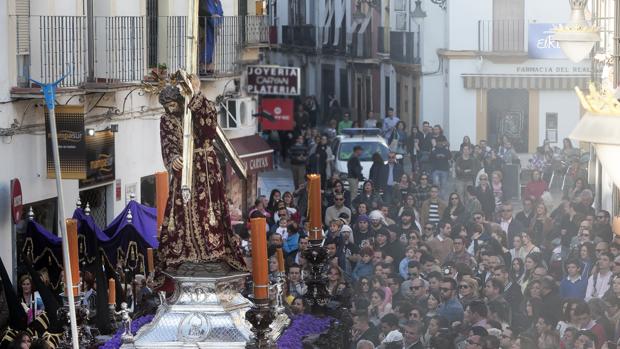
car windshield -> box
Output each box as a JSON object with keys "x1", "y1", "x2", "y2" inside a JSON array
[{"x1": 338, "y1": 142, "x2": 389, "y2": 161}]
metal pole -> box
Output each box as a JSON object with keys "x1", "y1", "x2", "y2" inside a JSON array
[{"x1": 48, "y1": 106, "x2": 80, "y2": 349}]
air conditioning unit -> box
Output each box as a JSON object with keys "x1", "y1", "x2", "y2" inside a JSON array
[{"x1": 220, "y1": 97, "x2": 255, "y2": 129}]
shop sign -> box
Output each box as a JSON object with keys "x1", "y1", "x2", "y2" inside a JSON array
[
  {"x1": 260, "y1": 98, "x2": 295, "y2": 131},
  {"x1": 45, "y1": 105, "x2": 87, "y2": 179},
  {"x1": 247, "y1": 65, "x2": 300, "y2": 96},
  {"x1": 227, "y1": 153, "x2": 273, "y2": 177},
  {"x1": 80, "y1": 130, "x2": 115, "y2": 188},
  {"x1": 528, "y1": 23, "x2": 565, "y2": 59}
]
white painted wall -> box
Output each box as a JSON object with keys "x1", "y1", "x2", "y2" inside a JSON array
[
  {"x1": 0, "y1": 4, "x2": 13, "y2": 102},
  {"x1": 537, "y1": 90, "x2": 581, "y2": 147}
]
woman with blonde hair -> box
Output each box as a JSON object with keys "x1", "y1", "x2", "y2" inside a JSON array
[{"x1": 458, "y1": 276, "x2": 480, "y2": 308}]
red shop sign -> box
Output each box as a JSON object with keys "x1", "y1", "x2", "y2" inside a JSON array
[{"x1": 260, "y1": 98, "x2": 295, "y2": 131}]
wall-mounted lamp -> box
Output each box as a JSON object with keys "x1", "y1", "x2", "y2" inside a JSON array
[{"x1": 86, "y1": 128, "x2": 95, "y2": 136}]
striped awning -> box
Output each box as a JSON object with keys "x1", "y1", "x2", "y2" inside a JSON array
[{"x1": 462, "y1": 74, "x2": 589, "y2": 90}]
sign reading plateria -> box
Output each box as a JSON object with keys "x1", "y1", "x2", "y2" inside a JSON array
[{"x1": 246, "y1": 65, "x2": 301, "y2": 96}]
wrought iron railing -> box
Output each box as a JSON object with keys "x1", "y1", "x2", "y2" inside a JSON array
[
  {"x1": 92, "y1": 16, "x2": 146, "y2": 82},
  {"x1": 378, "y1": 26, "x2": 389, "y2": 54},
  {"x1": 35, "y1": 16, "x2": 88, "y2": 87},
  {"x1": 350, "y1": 27, "x2": 373, "y2": 58},
  {"x1": 14, "y1": 14, "x2": 269, "y2": 88},
  {"x1": 282, "y1": 25, "x2": 317, "y2": 48},
  {"x1": 390, "y1": 31, "x2": 420, "y2": 64},
  {"x1": 478, "y1": 19, "x2": 526, "y2": 52},
  {"x1": 245, "y1": 15, "x2": 270, "y2": 45}
]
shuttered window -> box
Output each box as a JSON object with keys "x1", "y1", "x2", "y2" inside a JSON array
[{"x1": 16, "y1": 0, "x2": 30, "y2": 55}]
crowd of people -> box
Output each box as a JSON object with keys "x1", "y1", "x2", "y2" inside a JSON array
[{"x1": 249, "y1": 106, "x2": 616, "y2": 349}]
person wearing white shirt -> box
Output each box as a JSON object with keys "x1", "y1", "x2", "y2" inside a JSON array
[
  {"x1": 585, "y1": 252, "x2": 614, "y2": 301},
  {"x1": 363, "y1": 111, "x2": 378, "y2": 128},
  {"x1": 381, "y1": 108, "x2": 400, "y2": 140}
]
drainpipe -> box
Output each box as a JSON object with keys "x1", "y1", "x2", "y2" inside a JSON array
[{"x1": 87, "y1": 0, "x2": 94, "y2": 82}]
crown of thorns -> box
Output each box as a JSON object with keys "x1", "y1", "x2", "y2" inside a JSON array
[{"x1": 158, "y1": 85, "x2": 184, "y2": 106}]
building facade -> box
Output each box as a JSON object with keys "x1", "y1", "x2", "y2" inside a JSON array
[
  {"x1": 420, "y1": 0, "x2": 588, "y2": 152},
  {"x1": 0, "y1": 0, "x2": 271, "y2": 280},
  {"x1": 267, "y1": 0, "x2": 422, "y2": 127}
]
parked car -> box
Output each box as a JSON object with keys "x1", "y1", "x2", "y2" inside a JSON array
[{"x1": 334, "y1": 128, "x2": 393, "y2": 188}]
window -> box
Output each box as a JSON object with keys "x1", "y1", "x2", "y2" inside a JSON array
[
  {"x1": 545, "y1": 112, "x2": 558, "y2": 143},
  {"x1": 141, "y1": 175, "x2": 156, "y2": 208},
  {"x1": 338, "y1": 142, "x2": 389, "y2": 161},
  {"x1": 21, "y1": 197, "x2": 57, "y2": 235}
]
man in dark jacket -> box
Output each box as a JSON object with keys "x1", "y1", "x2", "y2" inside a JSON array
[
  {"x1": 289, "y1": 135, "x2": 308, "y2": 190},
  {"x1": 430, "y1": 139, "x2": 452, "y2": 194},
  {"x1": 382, "y1": 152, "x2": 404, "y2": 204},
  {"x1": 347, "y1": 145, "x2": 365, "y2": 201}
]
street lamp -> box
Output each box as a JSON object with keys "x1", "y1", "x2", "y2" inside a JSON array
[
  {"x1": 553, "y1": 0, "x2": 600, "y2": 63},
  {"x1": 412, "y1": 0, "x2": 427, "y2": 26}
]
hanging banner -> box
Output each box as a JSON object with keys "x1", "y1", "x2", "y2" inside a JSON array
[
  {"x1": 45, "y1": 105, "x2": 87, "y2": 179},
  {"x1": 260, "y1": 98, "x2": 295, "y2": 131},
  {"x1": 247, "y1": 65, "x2": 301, "y2": 96},
  {"x1": 80, "y1": 130, "x2": 116, "y2": 188}
]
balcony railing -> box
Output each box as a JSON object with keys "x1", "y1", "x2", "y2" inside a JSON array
[
  {"x1": 478, "y1": 20, "x2": 526, "y2": 53},
  {"x1": 14, "y1": 15, "x2": 269, "y2": 88},
  {"x1": 350, "y1": 28, "x2": 373, "y2": 59},
  {"x1": 282, "y1": 25, "x2": 316, "y2": 48},
  {"x1": 378, "y1": 26, "x2": 389, "y2": 54},
  {"x1": 390, "y1": 31, "x2": 420, "y2": 64},
  {"x1": 92, "y1": 16, "x2": 146, "y2": 83},
  {"x1": 33, "y1": 16, "x2": 88, "y2": 87},
  {"x1": 245, "y1": 15, "x2": 270, "y2": 45}
]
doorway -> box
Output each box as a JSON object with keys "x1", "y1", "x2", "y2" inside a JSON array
[{"x1": 487, "y1": 89, "x2": 529, "y2": 152}]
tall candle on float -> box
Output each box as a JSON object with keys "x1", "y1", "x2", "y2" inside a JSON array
[
  {"x1": 66, "y1": 219, "x2": 80, "y2": 296},
  {"x1": 276, "y1": 248, "x2": 285, "y2": 273},
  {"x1": 250, "y1": 217, "x2": 269, "y2": 299},
  {"x1": 307, "y1": 174, "x2": 322, "y2": 241},
  {"x1": 147, "y1": 248, "x2": 154, "y2": 274},
  {"x1": 108, "y1": 278, "x2": 116, "y2": 305}
]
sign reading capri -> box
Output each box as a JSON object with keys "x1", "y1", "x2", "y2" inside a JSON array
[{"x1": 246, "y1": 65, "x2": 301, "y2": 96}]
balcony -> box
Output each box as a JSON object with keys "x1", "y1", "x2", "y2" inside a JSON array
[
  {"x1": 478, "y1": 20, "x2": 526, "y2": 53},
  {"x1": 319, "y1": 26, "x2": 346, "y2": 54},
  {"x1": 281, "y1": 25, "x2": 316, "y2": 48},
  {"x1": 378, "y1": 26, "x2": 390, "y2": 54},
  {"x1": 12, "y1": 15, "x2": 270, "y2": 92},
  {"x1": 350, "y1": 27, "x2": 373, "y2": 59},
  {"x1": 390, "y1": 31, "x2": 420, "y2": 65}
]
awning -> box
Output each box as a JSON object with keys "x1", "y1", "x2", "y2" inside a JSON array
[
  {"x1": 462, "y1": 74, "x2": 589, "y2": 90},
  {"x1": 229, "y1": 135, "x2": 274, "y2": 175}
]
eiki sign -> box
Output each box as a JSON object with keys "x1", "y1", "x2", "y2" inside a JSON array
[{"x1": 528, "y1": 23, "x2": 566, "y2": 60}]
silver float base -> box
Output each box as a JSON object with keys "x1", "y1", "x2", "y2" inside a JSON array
[{"x1": 121, "y1": 263, "x2": 253, "y2": 349}]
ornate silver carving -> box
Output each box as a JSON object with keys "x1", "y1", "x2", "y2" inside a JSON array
[{"x1": 121, "y1": 262, "x2": 254, "y2": 349}]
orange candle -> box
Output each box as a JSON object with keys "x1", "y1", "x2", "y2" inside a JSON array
[
  {"x1": 307, "y1": 174, "x2": 322, "y2": 241},
  {"x1": 250, "y1": 217, "x2": 269, "y2": 299},
  {"x1": 155, "y1": 171, "x2": 169, "y2": 236},
  {"x1": 276, "y1": 247, "x2": 285, "y2": 272},
  {"x1": 108, "y1": 278, "x2": 116, "y2": 305},
  {"x1": 147, "y1": 248, "x2": 154, "y2": 274},
  {"x1": 66, "y1": 219, "x2": 80, "y2": 296}
]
